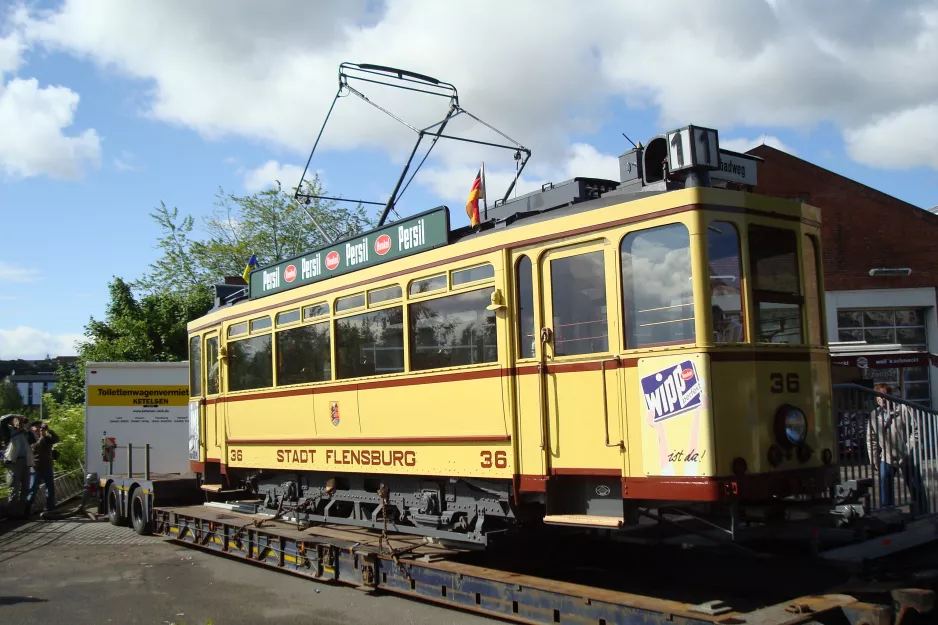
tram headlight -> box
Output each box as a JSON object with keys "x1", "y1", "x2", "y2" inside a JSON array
[{"x1": 775, "y1": 405, "x2": 807, "y2": 448}]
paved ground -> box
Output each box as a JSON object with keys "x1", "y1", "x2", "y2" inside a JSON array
[{"x1": 0, "y1": 503, "x2": 494, "y2": 625}]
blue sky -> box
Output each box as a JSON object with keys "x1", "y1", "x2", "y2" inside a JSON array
[{"x1": 1, "y1": 0, "x2": 937, "y2": 359}]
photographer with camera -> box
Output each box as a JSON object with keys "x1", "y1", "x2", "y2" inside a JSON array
[{"x1": 26, "y1": 420, "x2": 60, "y2": 518}]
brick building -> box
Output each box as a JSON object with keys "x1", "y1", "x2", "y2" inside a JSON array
[{"x1": 747, "y1": 145, "x2": 938, "y2": 407}]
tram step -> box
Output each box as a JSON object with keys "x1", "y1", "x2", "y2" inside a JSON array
[
  {"x1": 543, "y1": 514, "x2": 623, "y2": 528},
  {"x1": 199, "y1": 484, "x2": 233, "y2": 493}
]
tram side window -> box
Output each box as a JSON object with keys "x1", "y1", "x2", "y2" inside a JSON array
[
  {"x1": 748, "y1": 225, "x2": 803, "y2": 344},
  {"x1": 516, "y1": 256, "x2": 536, "y2": 359},
  {"x1": 409, "y1": 288, "x2": 497, "y2": 370},
  {"x1": 550, "y1": 251, "x2": 608, "y2": 356},
  {"x1": 802, "y1": 235, "x2": 823, "y2": 345},
  {"x1": 621, "y1": 224, "x2": 695, "y2": 348},
  {"x1": 276, "y1": 322, "x2": 331, "y2": 385},
  {"x1": 228, "y1": 335, "x2": 273, "y2": 391},
  {"x1": 335, "y1": 307, "x2": 404, "y2": 379},
  {"x1": 188, "y1": 336, "x2": 202, "y2": 396},
  {"x1": 206, "y1": 336, "x2": 219, "y2": 395},
  {"x1": 707, "y1": 222, "x2": 745, "y2": 343}
]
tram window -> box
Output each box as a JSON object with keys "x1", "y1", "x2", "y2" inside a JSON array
[
  {"x1": 516, "y1": 256, "x2": 536, "y2": 359},
  {"x1": 802, "y1": 235, "x2": 823, "y2": 345},
  {"x1": 452, "y1": 263, "x2": 494, "y2": 286},
  {"x1": 251, "y1": 316, "x2": 271, "y2": 332},
  {"x1": 748, "y1": 225, "x2": 803, "y2": 344},
  {"x1": 277, "y1": 309, "x2": 301, "y2": 326},
  {"x1": 228, "y1": 321, "x2": 248, "y2": 338},
  {"x1": 550, "y1": 251, "x2": 608, "y2": 356},
  {"x1": 409, "y1": 288, "x2": 498, "y2": 371},
  {"x1": 188, "y1": 336, "x2": 202, "y2": 397},
  {"x1": 368, "y1": 285, "x2": 402, "y2": 306},
  {"x1": 707, "y1": 222, "x2": 745, "y2": 343},
  {"x1": 276, "y1": 322, "x2": 331, "y2": 385},
  {"x1": 228, "y1": 335, "x2": 273, "y2": 391},
  {"x1": 409, "y1": 274, "x2": 446, "y2": 296},
  {"x1": 336, "y1": 293, "x2": 366, "y2": 312},
  {"x1": 621, "y1": 224, "x2": 695, "y2": 348},
  {"x1": 335, "y1": 307, "x2": 404, "y2": 379},
  {"x1": 206, "y1": 336, "x2": 219, "y2": 395},
  {"x1": 303, "y1": 302, "x2": 328, "y2": 320}
]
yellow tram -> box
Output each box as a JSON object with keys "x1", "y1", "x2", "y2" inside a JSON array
[{"x1": 186, "y1": 125, "x2": 837, "y2": 544}]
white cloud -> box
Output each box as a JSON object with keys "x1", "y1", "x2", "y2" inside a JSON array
[
  {"x1": 0, "y1": 326, "x2": 83, "y2": 359},
  {"x1": 721, "y1": 135, "x2": 798, "y2": 156},
  {"x1": 844, "y1": 104, "x2": 938, "y2": 169},
  {"x1": 14, "y1": 0, "x2": 938, "y2": 176},
  {"x1": 0, "y1": 262, "x2": 42, "y2": 283},
  {"x1": 113, "y1": 150, "x2": 138, "y2": 171},
  {"x1": 0, "y1": 76, "x2": 102, "y2": 180},
  {"x1": 0, "y1": 28, "x2": 23, "y2": 75},
  {"x1": 242, "y1": 160, "x2": 307, "y2": 192},
  {"x1": 0, "y1": 8, "x2": 102, "y2": 181}
]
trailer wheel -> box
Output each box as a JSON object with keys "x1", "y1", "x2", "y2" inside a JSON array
[
  {"x1": 107, "y1": 483, "x2": 125, "y2": 526},
  {"x1": 130, "y1": 489, "x2": 153, "y2": 536}
]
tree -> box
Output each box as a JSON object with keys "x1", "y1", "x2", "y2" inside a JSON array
[
  {"x1": 51, "y1": 278, "x2": 214, "y2": 402},
  {"x1": 0, "y1": 380, "x2": 23, "y2": 412},
  {"x1": 41, "y1": 394, "x2": 85, "y2": 471},
  {"x1": 135, "y1": 175, "x2": 375, "y2": 294}
]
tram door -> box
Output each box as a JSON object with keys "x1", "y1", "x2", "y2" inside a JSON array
[
  {"x1": 203, "y1": 332, "x2": 223, "y2": 463},
  {"x1": 538, "y1": 241, "x2": 625, "y2": 480}
]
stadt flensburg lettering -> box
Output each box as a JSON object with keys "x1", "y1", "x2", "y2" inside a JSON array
[{"x1": 275, "y1": 448, "x2": 417, "y2": 467}]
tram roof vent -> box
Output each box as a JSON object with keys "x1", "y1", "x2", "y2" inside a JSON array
[{"x1": 483, "y1": 177, "x2": 620, "y2": 226}]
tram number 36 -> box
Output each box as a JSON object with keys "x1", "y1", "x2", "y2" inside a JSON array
[
  {"x1": 769, "y1": 372, "x2": 800, "y2": 393},
  {"x1": 480, "y1": 451, "x2": 507, "y2": 469},
  {"x1": 230, "y1": 449, "x2": 243, "y2": 462}
]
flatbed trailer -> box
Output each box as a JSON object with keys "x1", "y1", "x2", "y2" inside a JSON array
[{"x1": 149, "y1": 502, "x2": 938, "y2": 625}]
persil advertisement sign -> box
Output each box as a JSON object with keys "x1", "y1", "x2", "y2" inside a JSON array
[{"x1": 641, "y1": 359, "x2": 702, "y2": 423}]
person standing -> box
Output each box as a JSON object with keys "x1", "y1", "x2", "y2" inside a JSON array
[
  {"x1": 2, "y1": 415, "x2": 36, "y2": 519},
  {"x1": 27, "y1": 421, "x2": 60, "y2": 518},
  {"x1": 866, "y1": 384, "x2": 926, "y2": 512}
]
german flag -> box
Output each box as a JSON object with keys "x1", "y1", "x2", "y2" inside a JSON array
[{"x1": 465, "y1": 164, "x2": 485, "y2": 227}]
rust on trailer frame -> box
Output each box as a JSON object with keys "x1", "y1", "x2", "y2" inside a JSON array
[{"x1": 153, "y1": 505, "x2": 918, "y2": 625}]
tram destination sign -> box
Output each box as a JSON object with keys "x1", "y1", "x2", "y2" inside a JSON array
[{"x1": 249, "y1": 207, "x2": 450, "y2": 299}]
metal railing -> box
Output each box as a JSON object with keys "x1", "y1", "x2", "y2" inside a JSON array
[
  {"x1": 834, "y1": 383, "x2": 938, "y2": 517},
  {"x1": 105, "y1": 443, "x2": 153, "y2": 479}
]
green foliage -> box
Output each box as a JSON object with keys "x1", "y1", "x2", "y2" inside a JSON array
[
  {"x1": 41, "y1": 394, "x2": 85, "y2": 471},
  {"x1": 0, "y1": 380, "x2": 23, "y2": 412},
  {"x1": 51, "y1": 360, "x2": 86, "y2": 405},
  {"x1": 50, "y1": 279, "x2": 214, "y2": 402},
  {"x1": 135, "y1": 175, "x2": 375, "y2": 294}
]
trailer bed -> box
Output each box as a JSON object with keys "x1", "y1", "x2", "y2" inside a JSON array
[{"x1": 153, "y1": 504, "x2": 938, "y2": 625}]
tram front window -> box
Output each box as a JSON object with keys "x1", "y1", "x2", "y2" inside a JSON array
[{"x1": 748, "y1": 225, "x2": 804, "y2": 344}]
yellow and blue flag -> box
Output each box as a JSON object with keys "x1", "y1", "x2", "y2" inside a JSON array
[{"x1": 242, "y1": 254, "x2": 259, "y2": 282}]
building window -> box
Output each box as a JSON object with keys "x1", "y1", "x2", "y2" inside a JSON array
[{"x1": 836, "y1": 307, "x2": 930, "y2": 406}]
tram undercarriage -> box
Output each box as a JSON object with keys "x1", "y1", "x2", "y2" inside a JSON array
[
  {"x1": 222, "y1": 469, "x2": 528, "y2": 545},
  {"x1": 212, "y1": 467, "x2": 867, "y2": 549}
]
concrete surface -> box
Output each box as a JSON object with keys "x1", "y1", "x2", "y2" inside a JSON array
[{"x1": 0, "y1": 504, "x2": 494, "y2": 625}]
